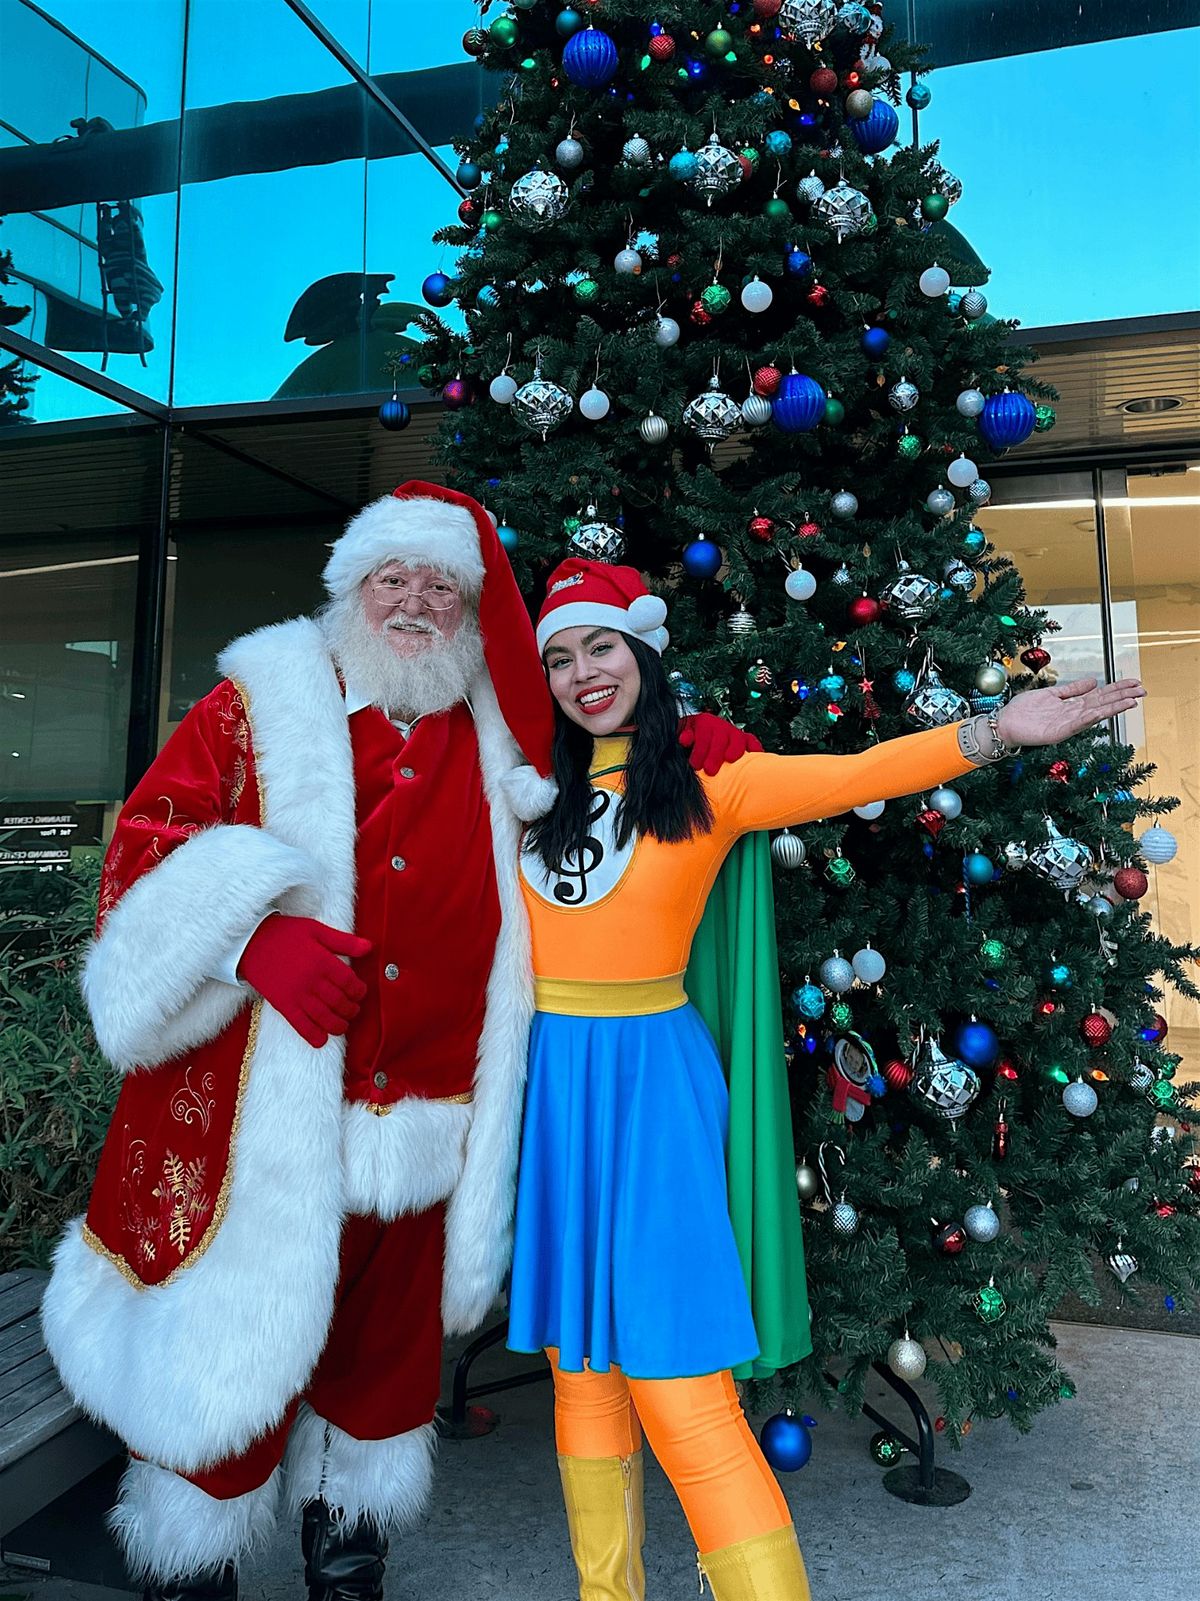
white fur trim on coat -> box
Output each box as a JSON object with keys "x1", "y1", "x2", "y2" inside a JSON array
[
  {"x1": 82, "y1": 824, "x2": 321, "y2": 1072},
  {"x1": 45, "y1": 620, "x2": 357, "y2": 1473},
  {"x1": 341, "y1": 1099, "x2": 472, "y2": 1220},
  {"x1": 501, "y1": 764, "x2": 558, "y2": 822},
  {"x1": 440, "y1": 672, "x2": 534, "y2": 1335},
  {"x1": 323, "y1": 493, "x2": 485, "y2": 599},
  {"x1": 109, "y1": 1456, "x2": 280, "y2": 1583},
  {"x1": 283, "y1": 1404, "x2": 437, "y2": 1533}
]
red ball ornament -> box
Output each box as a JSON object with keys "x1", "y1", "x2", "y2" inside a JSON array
[
  {"x1": 753, "y1": 0, "x2": 782, "y2": 15},
  {"x1": 849, "y1": 594, "x2": 882, "y2": 626},
  {"x1": 667, "y1": 252, "x2": 683, "y2": 269},
  {"x1": 1185, "y1": 1165, "x2": 1200, "y2": 1195},
  {"x1": 1048, "y1": 760, "x2": 1070, "y2": 782},
  {"x1": 1080, "y1": 1011, "x2": 1113, "y2": 1048},
  {"x1": 796, "y1": 519, "x2": 822, "y2": 539},
  {"x1": 1021, "y1": 646, "x2": 1051, "y2": 671},
  {"x1": 748, "y1": 514, "x2": 776, "y2": 542},
  {"x1": 648, "y1": 32, "x2": 676, "y2": 61},
  {"x1": 1113, "y1": 866, "x2": 1149, "y2": 900},
  {"x1": 883, "y1": 1059, "x2": 913, "y2": 1091},
  {"x1": 753, "y1": 364, "x2": 783, "y2": 397},
  {"x1": 810, "y1": 66, "x2": 838, "y2": 94},
  {"x1": 442, "y1": 377, "x2": 471, "y2": 408},
  {"x1": 1144, "y1": 1012, "x2": 1169, "y2": 1043},
  {"x1": 917, "y1": 807, "x2": 946, "y2": 839},
  {"x1": 805, "y1": 282, "x2": 831, "y2": 310},
  {"x1": 935, "y1": 1222, "x2": 968, "y2": 1255},
  {"x1": 458, "y1": 197, "x2": 478, "y2": 224},
  {"x1": 690, "y1": 301, "x2": 713, "y2": 326},
  {"x1": 737, "y1": 154, "x2": 755, "y2": 180},
  {"x1": 995, "y1": 1058, "x2": 1019, "y2": 1083},
  {"x1": 1154, "y1": 1201, "x2": 1178, "y2": 1218}
]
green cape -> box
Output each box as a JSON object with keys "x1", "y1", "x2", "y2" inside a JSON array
[{"x1": 685, "y1": 833, "x2": 812, "y2": 1379}]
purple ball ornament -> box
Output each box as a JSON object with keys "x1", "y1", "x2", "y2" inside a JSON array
[
  {"x1": 562, "y1": 25, "x2": 619, "y2": 88},
  {"x1": 850, "y1": 98, "x2": 899, "y2": 154},
  {"x1": 979, "y1": 390, "x2": 1037, "y2": 451},
  {"x1": 760, "y1": 1410, "x2": 815, "y2": 1472},
  {"x1": 772, "y1": 372, "x2": 826, "y2": 434}
]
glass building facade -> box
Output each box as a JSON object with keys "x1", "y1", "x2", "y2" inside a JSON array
[{"x1": 1, "y1": 0, "x2": 1197, "y2": 1061}]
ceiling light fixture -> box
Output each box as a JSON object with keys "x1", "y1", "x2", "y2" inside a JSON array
[{"x1": 1120, "y1": 395, "x2": 1185, "y2": 415}]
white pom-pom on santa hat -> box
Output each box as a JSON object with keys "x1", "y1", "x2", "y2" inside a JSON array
[{"x1": 626, "y1": 594, "x2": 668, "y2": 633}]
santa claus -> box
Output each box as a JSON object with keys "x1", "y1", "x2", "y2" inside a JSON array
[{"x1": 43, "y1": 481, "x2": 751, "y2": 1601}]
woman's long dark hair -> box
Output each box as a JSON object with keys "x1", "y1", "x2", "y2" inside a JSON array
[{"x1": 525, "y1": 634, "x2": 714, "y2": 872}]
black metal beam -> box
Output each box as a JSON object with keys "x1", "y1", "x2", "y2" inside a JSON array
[
  {"x1": 0, "y1": 326, "x2": 168, "y2": 420},
  {"x1": 893, "y1": 0, "x2": 1198, "y2": 66},
  {"x1": 123, "y1": 426, "x2": 172, "y2": 793}
]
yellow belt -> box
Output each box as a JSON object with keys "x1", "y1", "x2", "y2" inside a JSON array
[{"x1": 534, "y1": 972, "x2": 688, "y2": 1018}]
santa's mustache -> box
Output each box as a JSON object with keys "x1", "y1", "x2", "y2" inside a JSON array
[{"x1": 384, "y1": 615, "x2": 438, "y2": 637}]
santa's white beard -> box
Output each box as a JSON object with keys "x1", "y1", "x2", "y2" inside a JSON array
[{"x1": 320, "y1": 592, "x2": 484, "y2": 721}]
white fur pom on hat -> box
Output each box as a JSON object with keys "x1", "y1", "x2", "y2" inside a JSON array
[{"x1": 323, "y1": 489, "x2": 487, "y2": 599}]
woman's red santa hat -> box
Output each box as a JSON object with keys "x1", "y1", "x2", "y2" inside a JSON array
[
  {"x1": 322, "y1": 480, "x2": 557, "y2": 817},
  {"x1": 536, "y1": 558, "x2": 669, "y2": 656}
]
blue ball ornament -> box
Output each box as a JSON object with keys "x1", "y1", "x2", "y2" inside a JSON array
[
  {"x1": 377, "y1": 397, "x2": 410, "y2": 431},
  {"x1": 555, "y1": 7, "x2": 585, "y2": 36},
  {"x1": 979, "y1": 391, "x2": 1037, "y2": 451},
  {"x1": 772, "y1": 372, "x2": 826, "y2": 434},
  {"x1": 456, "y1": 160, "x2": 482, "y2": 190},
  {"x1": 955, "y1": 1017, "x2": 1000, "y2": 1068},
  {"x1": 850, "y1": 98, "x2": 899, "y2": 154},
  {"x1": 861, "y1": 326, "x2": 890, "y2": 358},
  {"x1": 963, "y1": 852, "x2": 995, "y2": 886},
  {"x1": 496, "y1": 522, "x2": 520, "y2": 554},
  {"x1": 562, "y1": 26, "x2": 619, "y2": 87},
  {"x1": 682, "y1": 537, "x2": 722, "y2": 580},
  {"x1": 765, "y1": 129, "x2": 793, "y2": 157},
  {"x1": 421, "y1": 271, "x2": 454, "y2": 307},
  {"x1": 669, "y1": 149, "x2": 699, "y2": 181},
  {"x1": 792, "y1": 983, "x2": 826, "y2": 1021},
  {"x1": 906, "y1": 82, "x2": 932, "y2": 110},
  {"x1": 785, "y1": 245, "x2": 813, "y2": 278},
  {"x1": 761, "y1": 1411, "x2": 814, "y2": 1472},
  {"x1": 476, "y1": 284, "x2": 500, "y2": 309}
]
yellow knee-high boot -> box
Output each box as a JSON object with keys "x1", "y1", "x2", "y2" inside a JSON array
[
  {"x1": 557, "y1": 1452, "x2": 646, "y2": 1601},
  {"x1": 698, "y1": 1526, "x2": 811, "y2": 1601}
]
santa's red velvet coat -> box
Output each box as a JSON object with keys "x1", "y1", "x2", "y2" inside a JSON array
[{"x1": 43, "y1": 609, "x2": 541, "y2": 1476}]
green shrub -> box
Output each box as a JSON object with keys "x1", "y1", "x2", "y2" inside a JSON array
[{"x1": 0, "y1": 858, "x2": 115, "y2": 1268}]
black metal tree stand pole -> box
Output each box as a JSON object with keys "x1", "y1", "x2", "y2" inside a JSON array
[{"x1": 863, "y1": 1361, "x2": 971, "y2": 1505}]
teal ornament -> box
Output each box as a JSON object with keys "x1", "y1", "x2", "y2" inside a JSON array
[
  {"x1": 819, "y1": 673, "x2": 847, "y2": 700},
  {"x1": 766, "y1": 129, "x2": 793, "y2": 157},
  {"x1": 893, "y1": 668, "x2": 917, "y2": 694},
  {"x1": 556, "y1": 8, "x2": 585, "y2": 36},
  {"x1": 496, "y1": 522, "x2": 519, "y2": 553},
  {"x1": 670, "y1": 149, "x2": 699, "y2": 181},
  {"x1": 963, "y1": 852, "x2": 995, "y2": 886},
  {"x1": 963, "y1": 527, "x2": 986, "y2": 556},
  {"x1": 906, "y1": 82, "x2": 931, "y2": 110},
  {"x1": 1045, "y1": 962, "x2": 1072, "y2": 989},
  {"x1": 792, "y1": 982, "x2": 826, "y2": 1020}
]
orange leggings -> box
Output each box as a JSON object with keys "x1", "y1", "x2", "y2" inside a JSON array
[{"x1": 547, "y1": 1350, "x2": 791, "y2": 1552}]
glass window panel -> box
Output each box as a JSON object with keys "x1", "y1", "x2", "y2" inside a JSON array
[
  {"x1": 1104, "y1": 464, "x2": 1200, "y2": 1064},
  {"x1": 0, "y1": 0, "x2": 183, "y2": 404},
  {"x1": 369, "y1": 0, "x2": 481, "y2": 73},
  {"x1": 973, "y1": 473, "x2": 1107, "y2": 684}
]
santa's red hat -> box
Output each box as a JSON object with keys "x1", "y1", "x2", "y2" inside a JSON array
[
  {"x1": 324, "y1": 481, "x2": 555, "y2": 815},
  {"x1": 536, "y1": 558, "x2": 669, "y2": 656}
]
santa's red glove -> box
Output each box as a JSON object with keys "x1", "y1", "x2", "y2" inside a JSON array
[
  {"x1": 238, "y1": 915, "x2": 371, "y2": 1049},
  {"x1": 678, "y1": 712, "x2": 763, "y2": 777}
]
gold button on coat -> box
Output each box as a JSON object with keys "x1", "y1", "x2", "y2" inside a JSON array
[{"x1": 373, "y1": 1071, "x2": 388, "y2": 1090}]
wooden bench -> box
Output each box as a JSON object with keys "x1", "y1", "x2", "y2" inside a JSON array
[{"x1": 0, "y1": 1267, "x2": 130, "y2": 1586}]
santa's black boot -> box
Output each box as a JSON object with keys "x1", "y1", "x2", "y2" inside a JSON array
[
  {"x1": 142, "y1": 1564, "x2": 238, "y2": 1601},
  {"x1": 301, "y1": 1499, "x2": 388, "y2": 1601}
]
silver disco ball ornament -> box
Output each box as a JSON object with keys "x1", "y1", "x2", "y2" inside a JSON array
[
  {"x1": 912, "y1": 1036, "x2": 981, "y2": 1120},
  {"x1": 814, "y1": 179, "x2": 873, "y2": 242},
  {"x1": 964, "y1": 1203, "x2": 1000, "y2": 1243},
  {"x1": 880, "y1": 560, "x2": 939, "y2": 621},
  {"x1": 622, "y1": 134, "x2": 651, "y2": 166},
  {"x1": 742, "y1": 393, "x2": 773, "y2": 427},
  {"x1": 831, "y1": 1198, "x2": 860, "y2": 1237},
  {"x1": 726, "y1": 605, "x2": 757, "y2": 636},
  {"x1": 888, "y1": 377, "x2": 920, "y2": 412},
  {"x1": 906, "y1": 665, "x2": 970, "y2": 729},
  {"x1": 925, "y1": 161, "x2": 963, "y2": 205},
  {"x1": 887, "y1": 1334, "x2": 927, "y2": 1381},
  {"x1": 689, "y1": 133, "x2": 742, "y2": 207},
  {"x1": 772, "y1": 830, "x2": 806, "y2": 870},
  {"x1": 1027, "y1": 816, "x2": 1094, "y2": 895},
  {"x1": 683, "y1": 376, "x2": 743, "y2": 445},
  {"x1": 509, "y1": 168, "x2": 570, "y2": 228},
  {"x1": 512, "y1": 371, "x2": 574, "y2": 438},
  {"x1": 568, "y1": 506, "x2": 625, "y2": 563},
  {"x1": 796, "y1": 170, "x2": 826, "y2": 205},
  {"x1": 639, "y1": 413, "x2": 668, "y2": 444},
  {"x1": 781, "y1": 0, "x2": 838, "y2": 47}
]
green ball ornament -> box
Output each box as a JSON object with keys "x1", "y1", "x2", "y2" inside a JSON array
[
  {"x1": 979, "y1": 937, "x2": 1007, "y2": 972},
  {"x1": 489, "y1": 15, "x2": 519, "y2": 47},
  {"x1": 701, "y1": 283, "x2": 733, "y2": 315},
  {"x1": 830, "y1": 998, "x2": 853, "y2": 1029},
  {"x1": 706, "y1": 27, "x2": 733, "y2": 55},
  {"x1": 417, "y1": 364, "x2": 438, "y2": 389},
  {"x1": 562, "y1": 514, "x2": 581, "y2": 536},
  {"x1": 1034, "y1": 404, "x2": 1057, "y2": 432},
  {"x1": 481, "y1": 209, "x2": 503, "y2": 231},
  {"x1": 573, "y1": 277, "x2": 600, "y2": 304},
  {"x1": 823, "y1": 395, "x2": 845, "y2": 425},
  {"x1": 740, "y1": 147, "x2": 761, "y2": 172},
  {"x1": 897, "y1": 431, "x2": 922, "y2": 460},
  {"x1": 870, "y1": 1432, "x2": 904, "y2": 1467},
  {"x1": 973, "y1": 1281, "x2": 1006, "y2": 1324},
  {"x1": 763, "y1": 196, "x2": 791, "y2": 220},
  {"x1": 921, "y1": 193, "x2": 949, "y2": 221}
]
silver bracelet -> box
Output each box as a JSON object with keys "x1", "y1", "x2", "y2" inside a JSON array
[{"x1": 957, "y1": 712, "x2": 1017, "y2": 767}]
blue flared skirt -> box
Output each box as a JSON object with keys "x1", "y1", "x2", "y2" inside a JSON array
[{"x1": 506, "y1": 1002, "x2": 761, "y2": 1380}]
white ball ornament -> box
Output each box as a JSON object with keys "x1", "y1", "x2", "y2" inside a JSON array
[
  {"x1": 819, "y1": 954, "x2": 855, "y2": 993},
  {"x1": 919, "y1": 263, "x2": 951, "y2": 298},
  {"x1": 741, "y1": 276, "x2": 774, "y2": 314},
  {"x1": 851, "y1": 945, "x2": 887, "y2": 984},
  {"x1": 785, "y1": 565, "x2": 817, "y2": 601},
  {"x1": 853, "y1": 799, "x2": 885, "y2": 820},
  {"x1": 930, "y1": 786, "x2": 962, "y2": 820},
  {"x1": 887, "y1": 1334, "x2": 927, "y2": 1380},
  {"x1": 1063, "y1": 1078, "x2": 1099, "y2": 1118},
  {"x1": 947, "y1": 454, "x2": 979, "y2": 488},
  {"x1": 614, "y1": 247, "x2": 643, "y2": 275},
  {"x1": 556, "y1": 136, "x2": 585, "y2": 169},
  {"x1": 579, "y1": 386, "x2": 611, "y2": 421},
  {"x1": 956, "y1": 387, "x2": 986, "y2": 417},
  {"x1": 654, "y1": 315, "x2": 681, "y2": 348},
  {"x1": 963, "y1": 1202, "x2": 1000, "y2": 1243},
  {"x1": 489, "y1": 372, "x2": 519, "y2": 404},
  {"x1": 1139, "y1": 826, "x2": 1178, "y2": 864}
]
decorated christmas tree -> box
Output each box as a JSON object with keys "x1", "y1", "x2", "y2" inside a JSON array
[
  {"x1": 414, "y1": 0, "x2": 1200, "y2": 1439},
  {"x1": 0, "y1": 217, "x2": 35, "y2": 422}
]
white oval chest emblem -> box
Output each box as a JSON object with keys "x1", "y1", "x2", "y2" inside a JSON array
[{"x1": 520, "y1": 787, "x2": 636, "y2": 907}]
